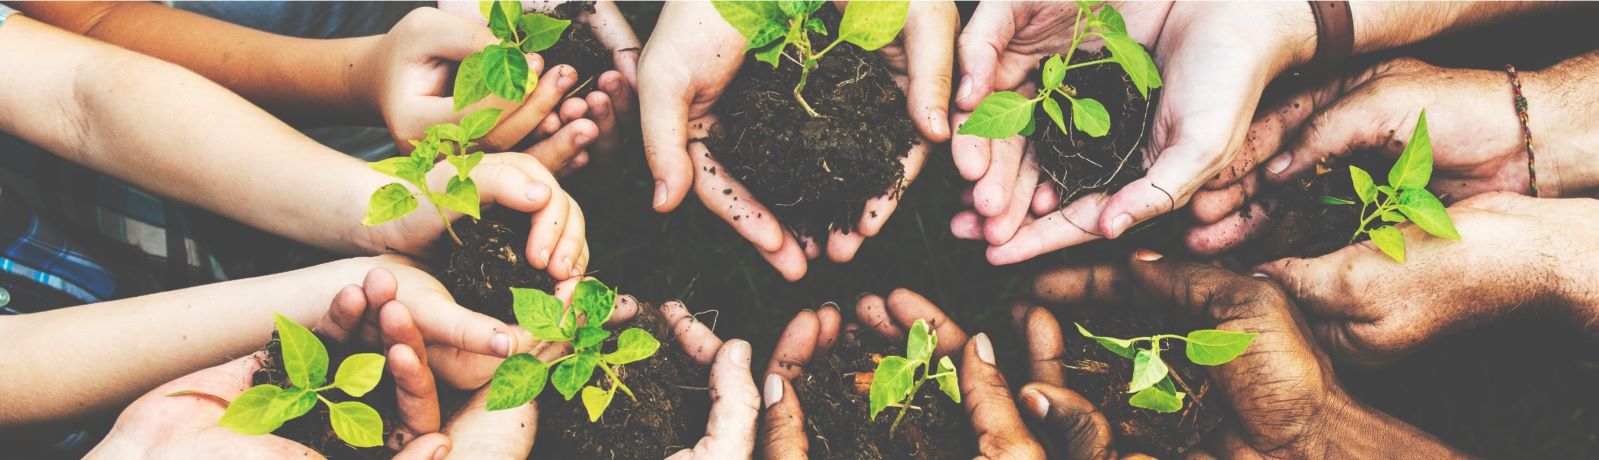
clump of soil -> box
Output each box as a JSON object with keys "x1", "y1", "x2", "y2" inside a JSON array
[
  {"x1": 1030, "y1": 51, "x2": 1159, "y2": 204},
  {"x1": 532, "y1": 303, "x2": 711, "y2": 459},
  {"x1": 1060, "y1": 308, "x2": 1222, "y2": 457},
  {"x1": 705, "y1": 8, "x2": 917, "y2": 238},
  {"x1": 442, "y1": 208, "x2": 556, "y2": 323},
  {"x1": 792, "y1": 333, "x2": 974, "y2": 459},
  {"x1": 543, "y1": 1, "x2": 617, "y2": 86},
  {"x1": 254, "y1": 332, "x2": 399, "y2": 460},
  {"x1": 1218, "y1": 155, "x2": 1389, "y2": 270}
]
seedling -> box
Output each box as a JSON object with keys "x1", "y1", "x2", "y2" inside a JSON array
[
  {"x1": 485, "y1": 279, "x2": 661, "y2": 422},
  {"x1": 455, "y1": 1, "x2": 573, "y2": 111},
  {"x1": 713, "y1": 0, "x2": 909, "y2": 117},
  {"x1": 1319, "y1": 110, "x2": 1460, "y2": 262},
  {"x1": 174, "y1": 314, "x2": 387, "y2": 447},
  {"x1": 1075, "y1": 323, "x2": 1255, "y2": 413},
  {"x1": 958, "y1": 1, "x2": 1160, "y2": 139},
  {"x1": 362, "y1": 108, "x2": 502, "y2": 244},
  {"x1": 868, "y1": 319, "x2": 959, "y2": 439}
]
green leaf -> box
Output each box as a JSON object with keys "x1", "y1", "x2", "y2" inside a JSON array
[
  {"x1": 274, "y1": 314, "x2": 328, "y2": 389},
  {"x1": 1320, "y1": 196, "x2": 1356, "y2": 206},
  {"x1": 1127, "y1": 377, "x2": 1184, "y2": 413},
  {"x1": 487, "y1": 353, "x2": 548, "y2": 410},
  {"x1": 1090, "y1": 4, "x2": 1127, "y2": 34},
  {"x1": 1127, "y1": 347, "x2": 1167, "y2": 393},
  {"x1": 1041, "y1": 97, "x2": 1068, "y2": 133},
  {"x1": 1397, "y1": 187, "x2": 1459, "y2": 240},
  {"x1": 573, "y1": 326, "x2": 612, "y2": 350},
  {"x1": 906, "y1": 319, "x2": 934, "y2": 364},
  {"x1": 369, "y1": 156, "x2": 426, "y2": 185},
  {"x1": 868, "y1": 355, "x2": 917, "y2": 420},
  {"x1": 1069, "y1": 97, "x2": 1111, "y2": 137},
  {"x1": 752, "y1": 40, "x2": 785, "y2": 67},
  {"x1": 481, "y1": 45, "x2": 529, "y2": 103},
  {"x1": 427, "y1": 123, "x2": 467, "y2": 145},
  {"x1": 446, "y1": 152, "x2": 484, "y2": 182},
  {"x1": 804, "y1": 17, "x2": 827, "y2": 36},
  {"x1": 362, "y1": 184, "x2": 419, "y2": 227},
  {"x1": 1377, "y1": 185, "x2": 1397, "y2": 195},
  {"x1": 328, "y1": 401, "x2": 384, "y2": 448},
  {"x1": 512, "y1": 287, "x2": 569, "y2": 341},
  {"x1": 453, "y1": 51, "x2": 491, "y2": 111},
  {"x1": 1350, "y1": 166, "x2": 1377, "y2": 204},
  {"x1": 573, "y1": 279, "x2": 616, "y2": 326},
  {"x1": 1389, "y1": 110, "x2": 1433, "y2": 189},
  {"x1": 1019, "y1": 112, "x2": 1037, "y2": 137},
  {"x1": 487, "y1": 1, "x2": 520, "y2": 42},
  {"x1": 219, "y1": 385, "x2": 294, "y2": 435},
  {"x1": 431, "y1": 176, "x2": 481, "y2": 220},
  {"x1": 1075, "y1": 323, "x2": 1135, "y2": 359},
  {"x1": 332, "y1": 353, "x2": 386, "y2": 397},
  {"x1": 581, "y1": 385, "x2": 616, "y2": 422},
  {"x1": 1381, "y1": 210, "x2": 1405, "y2": 223},
  {"x1": 933, "y1": 355, "x2": 960, "y2": 404},
  {"x1": 779, "y1": 0, "x2": 823, "y2": 18},
  {"x1": 605, "y1": 328, "x2": 660, "y2": 365},
  {"x1": 837, "y1": 0, "x2": 909, "y2": 51},
  {"x1": 957, "y1": 91, "x2": 1036, "y2": 138},
  {"x1": 1183, "y1": 330, "x2": 1257, "y2": 366},
  {"x1": 552, "y1": 351, "x2": 599, "y2": 400},
  {"x1": 1369, "y1": 225, "x2": 1406, "y2": 263},
  {"x1": 518, "y1": 14, "x2": 571, "y2": 53},
  {"x1": 459, "y1": 109, "x2": 503, "y2": 140},
  {"x1": 1095, "y1": 31, "x2": 1162, "y2": 98},
  {"x1": 1042, "y1": 55, "x2": 1066, "y2": 89},
  {"x1": 713, "y1": 1, "x2": 786, "y2": 50}
]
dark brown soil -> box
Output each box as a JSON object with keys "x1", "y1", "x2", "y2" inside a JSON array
[
  {"x1": 1058, "y1": 308, "x2": 1222, "y2": 457},
  {"x1": 1030, "y1": 51, "x2": 1159, "y2": 204},
  {"x1": 441, "y1": 208, "x2": 556, "y2": 323},
  {"x1": 254, "y1": 332, "x2": 399, "y2": 460},
  {"x1": 705, "y1": 8, "x2": 917, "y2": 238},
  {"x1": 791, "y1": 333, "x2": 974, "y2": 459},
  {"x1": 1218, "y1": 155, "x2": 1391, "y2": 270},
  {"x1": 543, "y1": 2, "x2": 617, "y2": 87},
  {"x1": 531, "y1": 303, "x2": 711, "y2": 459}
]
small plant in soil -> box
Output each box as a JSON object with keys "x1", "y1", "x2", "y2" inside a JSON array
[
  {"x1": 1075, "y1": 323, "x2": 1254, "y2": 413},
  {"x1": 363, "y1": 108, "x2": 501, "y2": 244},
  {"x1": 485, "y1": 279, "x2": 662, "y2": 421},
  {"x1": 175, "y1": 314, "x2": 387, "y2": 447},
  {"x1": 455, "y1": 1, "x2": 573, "y2": 111},
  {"x1": 869, "y1": 319, "x2": 960, "y2": 439},
  {"x1": 713, "y1": 0, "x2": 908, "y2": 117},
  {"x1": 1319, "y1": 110, "x2": 1460, "y2": 262}
]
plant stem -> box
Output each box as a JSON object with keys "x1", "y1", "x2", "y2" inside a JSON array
[
  {"x1": 599, "y1": 362, "x2": 638, "y2": 401},
  {"x1": 435, "y1": 203, "x2": 464, "y2": 245},
  {"x1": 1064, "y1": 57, "x2": 1115, "y2": 71},
  {"x1": 795, "y1": 66, "x2": 821, "y2": 118},
  {"x1": 888, "y1": 377, "x2": 925, "y2": 440}
]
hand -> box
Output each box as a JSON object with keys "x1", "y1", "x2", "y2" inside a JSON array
[
  {"x1": 1020, "y1": 251, "x2": 1465, "y2": 458},
  {"x1": 660, "y1": 302, "x2": 760, "y2": 459}
]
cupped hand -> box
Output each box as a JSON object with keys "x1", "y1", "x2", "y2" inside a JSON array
[{"x1": 659, "y1": 302, "x2": 760, "y2": 459}]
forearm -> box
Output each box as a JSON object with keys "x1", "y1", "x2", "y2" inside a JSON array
[
  {"x1": 1312, "y1": 393, "x2": 1472, "y2": 459},
  {"x1": 11, "y1": 2, "x2": 378, "y2": 126},
  {"x1": 1523, "y1": 51, "x2": 1599, "y2": 198},
  {"x1": 1276, "y1": 2, "x2": 1569, "y2": 74},
  {"x1": 0, "y1": 257, "x2": 378, "y2": 428}
]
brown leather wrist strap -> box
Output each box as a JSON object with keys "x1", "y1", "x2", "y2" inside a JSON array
[{"x1": 1306, "y1": 1, "x2": 1353, "y2": 75}]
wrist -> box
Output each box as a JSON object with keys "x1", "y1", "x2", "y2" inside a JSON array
[
  {"x1": 1310, "y1": 390, "x2": 1466, "y2": 458},
  {"x1": 338, "y1": 36, "x2": 386, "y2": 125},
  {"x1": 1519, "y1": 58, "x2": 1599, "y2": 198}
]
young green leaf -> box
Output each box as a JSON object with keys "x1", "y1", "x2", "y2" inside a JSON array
[
  {"x1": 1127, "y1": 377, "x2": 1184, "y2": 413},
  {"x1": 369, "y1": 155, "x2": 428, "y2": 185},
  {"x1": 581, "y1": 385, "x2": 616, "y2": 422},
  {"x1": 1321, "y1": 196, "x2": 1356, "y2": 206},
  {"x1": 266, "y1": 387, "x2": 318, "y2": 424},
  {"x1": 778, "y1": 0, "x2": 823, "y2": 17},
  {"x1": 1041, "y1": 97, "x2": 1068, "y2": 133},
  {"x1": 1042, "y1": 55, "x2": 1066, "y2": 89},
  {"x1": 837, "y1": 0, "x2": 909, "y2": 52},
  {"x1": 446, "y1": 152, "x2": 484, "y2": 182},
  {"x1": 512, "y1": 287, "x2": 569, "y2": 341},
  {"x1": 459, "y1": 109, "x2": 503, "y2": 140},
  {"x1": 1369, "y1": 225, "x2": 1406, "y2": 263},
  {"x1": 958, "y1": 91, "x2": 1035, "y2": 138},
  {"x1": 1350, "y1": 166, "x2": 1377, "y2": 204},
  {"x1": 573, "y1": 326, "x2": 612, "y2": 350},
  {"x1": 487, "y1": 2, "x2": 519, "y2": 43},
  {"x1": 1396, "y1": 187, "x2": 1460, "y2": 240},
  {"x1": 332, "y1": 353, "x2": 387, "y2": 398},
  {"x1": 518, "y1": 14, "x2": 571, "y2": 53},
  {"x1": 1019, "y1": 111, "x2": 1037, "y2": 137},
  {"x1": 933, "y1": 355, "x2": 960, "y2": 404},
  {"x1": 572, "y1": 279, "x2": 616, "y2": 326},
  {"x1": 274, "y1": 314, "x2": 328, "y2": 389},
  {"x1": 480, "y1": 1, "x2": 519, "y2": 24},
  {"x1": 218, "y1": 385, "x2": 295, "y2": 435},
  {"x1": 487, "y1": 353, "x2": 549, "y2": 410},
  {"x1": 804, "y1": 16, "x2": 827, "y2": 36},
  {"x1": 1183, "y1": 330, "x2": 1257, "y2": 366},
  {"x1": 1128, "y1": 348, "x2": 1168, "y2": 393},
  {"x1": 1090, "y1": 4, "x2": 1128, "y2": 34},
  {"x1": 1068, "y1": 97, "x2": 1111, "y2": 137},
  {"x1": 906, "y1": 319, "x2": 934, "y2": 364},
  {"x1": 1389, "y1": 110, "x2": 1433, "y2": 189},
  {"x1": 327, "y1": 401, "x2": 384, "y2": 448},
  {"x1": 427, "y1": 123, "x2": 467, "y2": 145},
  {"x1": 453, "y1": 52, "x2": 491, "y2": 111},
  {"x1": 753, "y1": 40, "x2": 785, "y2": 67},
  {"x1": 362, "y1": 183, "x2": 419, "y2": 226},
  {"x1": 552, "y1": 350, "x2": 599, "y2": 400},
  {"x1": 712, "y1": 1, "x2": 785, "y2": 50},
  {"x1": 432, "y1": 176, "x2": 481, "y2": 220},
  {"x1": 481, "y1": 45, "x2": 529, "y2": 103},
  {"x1": 1075, "y1": 323, "x2": 1136, "y2": 359},
  {"x1": 1381, "y1": 210, "x2": 1405, "y2": 223},
  {"x1": 1095, "y1": 31, "x2": 1162, "y2": 98},
  {"x1": 868, "y1": 355, "x2": 917, "y2": 420},
  {"x1": 604, "y1": 328, "x2": 661, "y2": 365}
]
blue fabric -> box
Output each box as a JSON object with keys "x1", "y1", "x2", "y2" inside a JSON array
[{"x1": 0, "y1": 3, "x2": 16, "y2": 25}]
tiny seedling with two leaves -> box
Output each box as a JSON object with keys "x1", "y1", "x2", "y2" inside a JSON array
[
  {"x1": 485, "y1": 279, "x2": 661, "y2": 422},
  {"x1": 1320, "y1": 110, "x2": 1460, "y2": 262},
  {"x1": 1075, "y1": 323, "x2": 1255, "y2": 413},
  {"x1": 958, "y1": 1, "x2": 1160, "y2": 139},
  {"x1": 176, "y1": 314, "x2": 387, "y2": 447},
  {"x1": 868, "y1": 319, "x2": 959, "y2": 439},
  {"x1": 713, "y1": 0, "x2": 909, "y2": 117}
]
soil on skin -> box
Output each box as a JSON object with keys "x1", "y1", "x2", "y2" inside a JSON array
[
  {"x1": 705, "y1": 8, "x2": 917, "y2": 238},
  {"x1": 1059, "y1": 308, "x2": 1222, "y2": 457},
  {"x1": 1029, "y1": 51, "x2": 1159, "y2": 205},
  {"x1": 442, "y1": 208, "x2": 557, "y2": 323},
  {"x1": 254, "y1": 332, "x2": 399, "y2": 460},
  {"x1": 792, "y1": 333, "x2": 974, "y2": 459},
  {"x1": 1218, "y1": 155, "x2": 1390, "y2": 270},
  {"x1": 543, "y1": 2, "x2": 617, "y2": 86},
  {"x1": 531, "y1": 303, "x2": 711, "y2": 459}
]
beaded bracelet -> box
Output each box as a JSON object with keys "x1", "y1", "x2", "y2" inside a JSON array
[{"x1": 1505, "y1": 64, "x2": 1538, "y2": 197}]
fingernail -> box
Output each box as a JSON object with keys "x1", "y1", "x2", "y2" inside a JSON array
[
  {"x1": 820, "y1": 301, "x2": 838, "y2": 311},
  {"x1": 539, "y1": 248, "x2": 552, "y2": 265},
  {"x1": 652, "y1": 180, "x2": 667, "y2": 208},
  {"x1": 956, "y1": 78, "x2": 973, "y2": 101},
  {"x1": 932, "y1": 109, "x2": 950, "y2": 138},
  {"x1": 526, "y1": 183, "x2": 549, "y2": 202},
  {"x1": 1133, "y1": 248, "x2": 1164, "y2": 261},
  {"x1": 730, "y1": 340, "x2": 751, "y2": 366},
  {"x1": 975, "y1": 333, "x2": 995, "y2": 365},
  {"x1": 1250, "y1": 272, "x2": 1270, "y2": 278},
  {"x1": 763, "y1": 374, "x2": 784, "y2": 408},
  {"x1": 433, "y1": 446, "x2": 449, "y2": 460},
  {"x1": 1110, "y1": 214, "x2": 1133, "y2": 237},
  {"x1": 491, "y1": 332, "x2": 512, "y2": 357},
  {"x1": 1266, "y1": 154, "x2": 1292, "y2": 175},
  {"x1": 1023, "y1": 389, "x2": 1050, "y2": 419},
  {"x1": 575, "y1": 134, "x2": 592, "y2": 146},
  {"x1": 560, "y1": 69, "x2": 576, "y2": 87}
]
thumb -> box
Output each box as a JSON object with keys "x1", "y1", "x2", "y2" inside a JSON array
[
  {"x1": 759, "y1": 374, "x2": 810, "y2": 459},
  {"x1": 403, "y1": 7, "x2": 499, "y2": 62},
  {"x1": 391, "y1": 433, "x2": 450, "y2": 460},
  {"x1": 1264, "y1": 90, "x2": 1410, "y2": 183},
  {"x1": 961, "y1": 334, "x2": 1044, "y2": 459},
  {"x1": 1252, "y1": 251, "x2": 1370, "y2": 320},
  {"x1": 955, "y1": 2, "x2": 1016, "y2": 110},
  {"x1": 471, "y1": 155, "x2": 558, "y2": 215},
  {"x1": 901, "y1": 1, "x2": 957, "y2": 142},
  {"x1": 670, "y1": 340, "x2": 759, "y2": 459},
  {"x1": 1017, "y1": 383, "x2": 1117, "y2": 460}
]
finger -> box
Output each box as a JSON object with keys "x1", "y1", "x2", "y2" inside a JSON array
[
  {"x1": 155, "y1": 351, "x2": 269, "y2": 404},
  {"x1": 410, "y1": 7, "x2": 498, "y2": 61},
  {"x1": 961, "y1": 334, "x2": 1045, "y2": 459},
  {"x1": 607, "y1": 294, "x2": 642, "y2": 328},
  {"x1": 954, "y1": 1, "x2": 1018, "y2": 110},
  {"x1": 951, "y1": 113, "x2": 993, "y2": 181},
  {"x1": 583, "y1": 90, "x2": 619, "y2": 152},
  {"x1": 586, "y1": 2, "x2": 642, "y2": 87},
  {"x1": 392, "y1": 433, "x2": 451, "y2": 460},
  {"x1": 767, "y1": 309, "x2": 821, "y2": 379},
  {"x1": 1189, "y1": 170, "x2": 1258, "y2": 225},
  {"x1": 800, "y1": 233, "x2": 822, "y2": 261},
  {"x1": 388, "y1": 343, "x2": 442, "y2": 445},
  {"x1": 1030, "y1": 263, "x2": 1127, "y2": 306},
  {"x1": 1011, "y1": 304, "x2": 1066, "y2": 387},
  {"x1": 323, "y1": 284, "x2": 369, "y2": 344},
  {"x1": 950, "y1": 210, "x2": 986, "y2": 240},
  {"x1": 1184, "y1": 201, "x2": 1272, "y2": 257},
  {"x1": 886, "y1": 288, "x2": 967, "y2": 357},
  {"x1": 525, "y1": 188, "x2": 572, "y2": 273},
  {"x1": 688, "y1": 138, "x2": 786, "y2": 253},
  {"x1": 1252, "y1": 251, "x2": 1367, "y2": 320},
  {"x1": 524, "y1": 119, "x2": 598, "y2": 172},
  {"x1": 857, "y1": 139, "x2": 930, "y2": 238},
  {"x1": 988, "y1": 193, "x2": 1110, "y2": 265},
  {"x1": 973, "y1": 134, "x2": 1026, "y2": 217},
  {"x1": 900, "y1": 1, "x2": 956, "y2": 142},
  {"x1": 471, "y1": 156, "x2": 557, "y2": 217},
  {"x1": 480, "y1": 62, "x2": 576, "y2": 151},
  {"x1": 393, "y1": 281, "x2": 518, "y2": 359},
  {"x1": 1018, "y1": 383, "x2": 1116, "y2": 460},
  {"x1": 443, "y1": 386, "x2": 536, "y2": 460},
  {"x1": 1126, "y1": 250, "x2": 1284, "y2": 323},
  {"x1": 549, "y1": 197, "x2": 589, "y2": 279},
  {"x1": 1204, "y1": 88, "x2": 1321, "y2": 189},
  {"x1": 557, "y1": 96, "x2": 588, "y2": 125},
  {"x1": 1265, "y1": 91, "x2": 1411, "y2": 184},
  {"x1": 1097, "y1": 145, "x2": 1208, "y2": 239},
  {"x1": 670, "y1": 340, "x2": 759, "y2": 460},
  {"x1": 638, "y1": 64, "x2": 695, "y2": 214},
  {"x1": 759, "y1": 374, "x2": 809, "y2": 459},
  {"x1": 985, "y1": 149, "x2": 1040, "y2": 245},
  {"x1": 855, "y1": 293, "x2": 903, "y2": 341},
  {"x1": 826, "y1": 228, "x2": 866, "y2": 264},
  {"x1": 758, "y1": 232, "x2": 810, "y2": 282},
  {"x1": 663, "y1": 301, "x2": 724, "y2": 365},
  {"x1": 1030, "y1": 183, "x2": 1059, "y2": 217},
  {"x1": 815, "y1": 302, "x2": 841, "y2": 355},
  {"x1": 599, "y1": 70, "x2": 635, "y2": 118}
]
